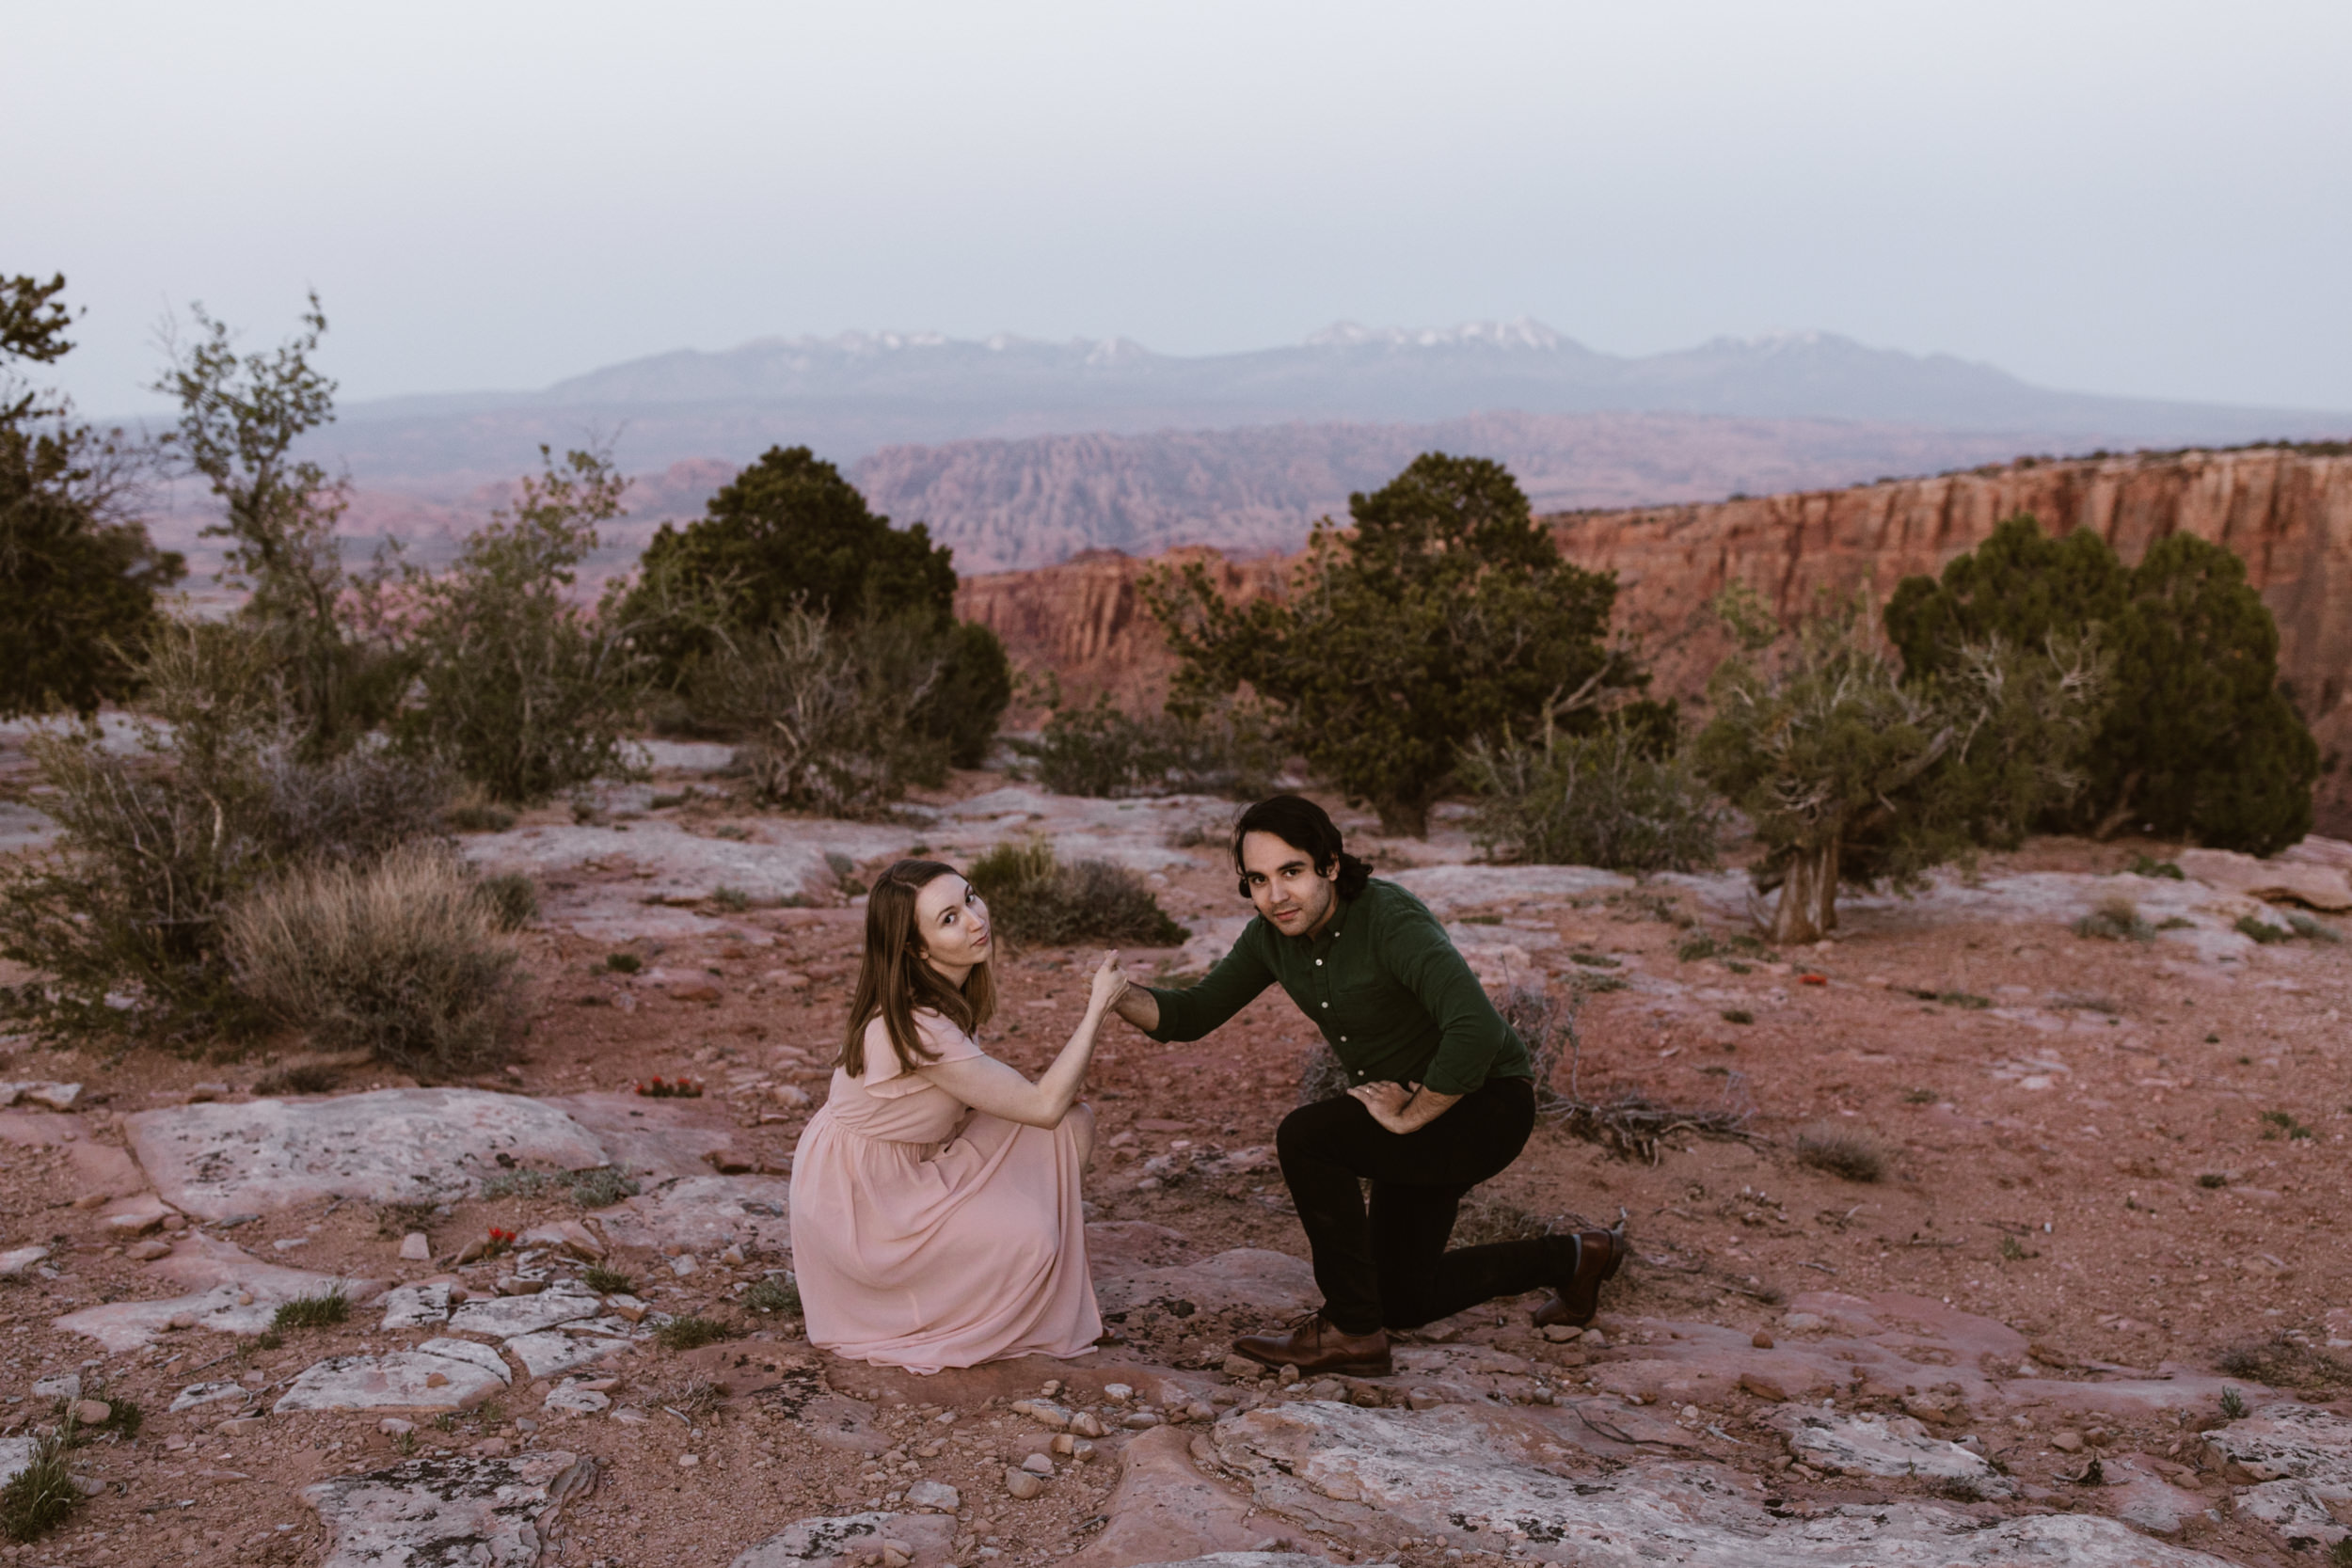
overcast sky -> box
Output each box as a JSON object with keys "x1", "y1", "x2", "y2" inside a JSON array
[{"x1": 16, "y1": 0, "x2": 2352, "y2": 417}]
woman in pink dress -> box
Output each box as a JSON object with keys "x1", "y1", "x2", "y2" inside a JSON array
[{"x1": 788, "y1": 857, "x2": 1128, "y2": 1373}]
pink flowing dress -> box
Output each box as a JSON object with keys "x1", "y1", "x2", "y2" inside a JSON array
[{"x1": 788, "y1": 1010, "x2": 1101, "y2": 1373}]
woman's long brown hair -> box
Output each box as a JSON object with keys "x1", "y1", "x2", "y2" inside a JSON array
[{"x1": 841, "y1": 859, "x2": 998, "y2": 1077}]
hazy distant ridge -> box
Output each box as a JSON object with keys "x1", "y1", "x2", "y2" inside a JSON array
[{"x1": 321, "y1": 319, "x2": 2348, "y2": 499}]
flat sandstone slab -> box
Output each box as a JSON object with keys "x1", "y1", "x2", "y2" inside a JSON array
[
  {"x1": 305, "y1": 1450, "x2": 594, "y2": 1568},
  {"x1": 124, "y1": 1088, "x2": 611, "y2": 1219}
]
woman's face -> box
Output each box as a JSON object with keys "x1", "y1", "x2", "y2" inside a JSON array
[{"x1": 912, "y1": 873, "x2": 992, "y2": 976}]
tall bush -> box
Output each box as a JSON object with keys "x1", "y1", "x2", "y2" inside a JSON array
[
  {"x1": 691, "y1": 607, "x2": 947, "y2": 818},
  {"x1": 1460, "y1": 721, "x2": 1724, "y2": 871},
  {"x1": 226, "y1": 843, "x2": 522, "y2": 1078},
  {"x1": 1885, "y1": 514, "x2": 2317, "y2": 851},
  {"x1": 1144, "y1": 452, "x2": 1653, "y2": 836},
  {"x1": 1021, "y1": 691, "x2": 1280, "y2": 800},
  {"x1": 397, "y1": 447, "x2": 651, "y2": 803},
  {"x1": 623, "y1": 444, "x2": 1009, "y2": 762},
  {"x1": 0, "y1": 274, "x2": 183, "y2": 719},
  {"x1": 154, "y1": 294, "x2": 404, "y2": 756},
  {"x1": 1693, "y1": 589, "x2": 2106, "y2": 942}
]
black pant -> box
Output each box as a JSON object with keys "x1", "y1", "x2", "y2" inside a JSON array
[{"x1": 1275, "y1": 1075, "x2": 1559, "y2": 1336}]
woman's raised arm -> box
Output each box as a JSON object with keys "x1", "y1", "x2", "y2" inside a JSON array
[{"x1": 917, "y1": 951, "x2": 1127, "y2": 1128}]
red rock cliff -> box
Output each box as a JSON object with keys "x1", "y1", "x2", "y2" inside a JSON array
[{"x1": 956, "y1": 446, "x2": 2352, "y2": 825}]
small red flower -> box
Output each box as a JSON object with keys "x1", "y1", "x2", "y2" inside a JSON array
[{"x1": 1799, "y1": 973, "x2": 1828, "y2": 986}]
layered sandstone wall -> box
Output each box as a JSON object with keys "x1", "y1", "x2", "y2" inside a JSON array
[{"x1": 955, "y1": 445, "x2": 2352, "y2": 823}]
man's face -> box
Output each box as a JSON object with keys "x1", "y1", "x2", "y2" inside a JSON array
[{"x1": 1240, "y1": 831, "x2": 1341, "y2": 937}]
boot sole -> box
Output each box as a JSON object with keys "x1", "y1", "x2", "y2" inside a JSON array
[{"x1": 1235, "y1": 1345, "x2": 1394, "y2": 1378}]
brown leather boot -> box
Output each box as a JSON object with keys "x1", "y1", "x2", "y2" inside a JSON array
[
  {"x1": 1233, "y1": 1312, "x2": 1393, "y2": 1377},
  {"x1": 1533, "y1": 1224, "x2": 1628, "y2": 1329}
]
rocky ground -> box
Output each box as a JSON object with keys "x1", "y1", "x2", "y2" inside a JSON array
[{"x1": 0, "y1": 733, "x2": 2349, "y2": 1566}]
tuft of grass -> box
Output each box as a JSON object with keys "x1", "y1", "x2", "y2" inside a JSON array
[
  {"x1": 1998, "y1": 1233, "x2": 2029, "y2": 1261},
  {"x1": 225, "y1": 844, "x2": 523, "y2": 1079},
  {"x1": 605, "y1": 952, "x2": 643, "y2": 974},
  {"x1": 2219, "y1": 1386, "x2": 2246, "y2": 1420},
  {"x1": 1902, "y1": 1087, "x2": 1937, "y2": 1104},
  {"x1": 966, "y1": 838, "x2": 1187, "y2": 948},
  {"x1": 272, "y1": 1287, "x2": 350, "y2": 1331},
  {"x1": 474, "y1": 872, "x2": 538, "y2": 931},
  {"x1": 1720, "y1": 1008, "x2": 1754, "y2": 1025},
  {"x1": 658, "y1": 1372, "x2": 726, "y2": 1421},
  {"x1": 0, "y1": 1418, "x2": 82, "y2": 1542},
  {"x1": 1908, "y1": 988, "x2": 1992, "y2": 1009},
  {"x1": 569, "y1": 1167, "x2": 640, "y2": 1209},
  {"x1": 1676, "y1": 935, "x2": 1719, "y2": 962},
  {"x1": 2197, "y1": 1172, "x2": 2229, "y2": 1189},
  {"x1": 1794, "y1": 1125, "x2": 1885, "y2": 1183},
  {"x1": 2155, "y1": 915, "x2": 2195, "y2": 930},
  {"x1": 742, "y1": 1275, "x2": 801, "y2": 1315},
  {"x1": 655, "y1": 1314, "x2": 736, "y2": 1352},
  {"x1": 1567, "y1": 950, "x2": 1621, "y2": 969},
  {"x1": 2074, "y1": 895, "x2": 2153, "y2": 942},
  {"x1": 2329, "y1": 1536, "x2": 2352, "y2": 1568},
  {"x1": 581, "y1": 1264, "x2": 636, "y2": 1296},
  {"x1": 2235, "y1": 914, "x2": 2294, "y2": 944},
  {"x1": 710, "y1": 885, "x2": 752, "y2": 912},
  {"x1": 252, "y1": 1060, "x2": 343, "y2": 1097},
  {"x1": 389, "y1": 1430, "x2": 418, "y2": 1456},
  {"x1": 2126, "y1": 854, "x2": 2185, "y2": 880},
  {"x1": 68, "y1": 1390, "x2": 141, "y2": 1441}
]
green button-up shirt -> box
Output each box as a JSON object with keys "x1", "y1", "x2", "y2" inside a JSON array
[{"x1": 1141, "y1": 879, "x2": 1531, "y2": 1096}]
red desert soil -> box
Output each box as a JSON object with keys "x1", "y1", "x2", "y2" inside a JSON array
[{"x1": 0, "y1": 763, "x2": 2345, "y2": 1565}]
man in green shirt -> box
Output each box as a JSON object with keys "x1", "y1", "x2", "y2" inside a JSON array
[{"x1": 1110, "y1": 795, "x2": 1627, "y2": 1376}]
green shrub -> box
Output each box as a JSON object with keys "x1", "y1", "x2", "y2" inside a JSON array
[
  {"x1": 2235, "y1": 914, "x2": 2293, "y2": 944},
  {"x1": 1886, "y1": 515, "x2": 2318, "y2": 852},
  {"x1": 2127, "y1": 854, "x2": 2184, "y2": 879},
  {"x1": 0, "y1": 623, "x2": 451, "y2": 1044},
  {"x1": 605, "y1": 952, "x2": 642, "y2": 974},
  {"x1": 0, "y1": 275, "x2": 184, "y2": 721},
  {"x1": 710, "y1": 885, "x2": 752, "y2": 912},
  {"x1": 966, "y1": 839, "x2": 1187, "y2": 948},
  {"x1": 691, "y1": 608, "x2": 950, "y2": 818},
  {"x1": 395, "y1": 447, "x2": 652, "y2": 804},
  {"x1": 272, "y1": 1287, "x2": 350, "y2": 1330},
  {"x1": 1143, "y1": 452, "x2": 1652, "y2": 837},
  {"x1": 1462, "y1": 720, "x2": 1724, "y2": 872},
  {"x1": 581, "y1": 1264, "x2": 635, "y2": 1295},
  {"x1": 1020, "y1": 691, "x2": 1279, "y2": 800},
  {"x1": 225, "y1": 844, "x2": 523, "y2": 1078}
]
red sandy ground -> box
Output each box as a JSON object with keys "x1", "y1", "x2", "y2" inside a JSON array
[{"x1": 0, "y1": 771, "x2": 2344, "y2": 1564}]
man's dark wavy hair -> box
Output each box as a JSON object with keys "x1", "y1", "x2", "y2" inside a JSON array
[{"x1": 1231, "y1": 794, "x2": 1372, "y2": 901}]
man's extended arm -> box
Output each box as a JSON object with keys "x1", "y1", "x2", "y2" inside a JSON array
[{"x1": 1115, "y1": 927, "x2": 1273, "y2": 1042}]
